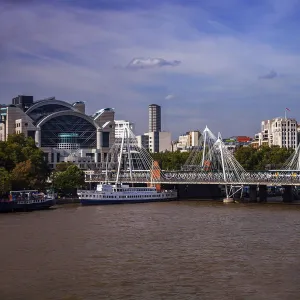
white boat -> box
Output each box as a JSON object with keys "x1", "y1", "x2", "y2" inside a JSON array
[
  {"x1": 78, "y1": 183, "x2": 177, "y2": 205},
  {"x1": 78, "y1": 125, "x2": 178, "y2": 205}
]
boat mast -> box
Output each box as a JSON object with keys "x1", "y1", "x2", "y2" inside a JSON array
[
  {"x1": 201, "y1": 126, "x2": 207, "y2": 168},
  {"x1": 126, "y1": 126, "x2": 133, "y2": 183},
  {"x1": 116, "y1": 127, "x2": 125, "y2": 184},
  {"x1": 105, "y1": 152, "x2": 109, "y2": 183},
  {"x1": 150, "y1": 161, "x2": 153, "y2": 187}
]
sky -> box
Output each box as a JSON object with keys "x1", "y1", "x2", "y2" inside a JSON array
[{"x1": 1, "y1": 0, "x2": 300, "y2": 138}]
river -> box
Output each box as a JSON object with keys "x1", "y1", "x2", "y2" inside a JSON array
[{"x1": 1, "y1": 201, "x2": 300, "y2": 300}]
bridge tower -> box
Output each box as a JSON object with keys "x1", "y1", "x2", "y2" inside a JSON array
[
  {"x1": 183, "y1": 126, "x2": 246, "y2": 202},
  {"x1": 281, "y1": 142, "x2": 300, "y2": 170},
  {"x1": 213, "y1": 133, "x2": 246, "y2": 202},
  {"x1": 183, "y1": 126, "x2": 217, "y2": 171},
  {"x1": 279, "y1": 143, "x2": 300, "y2": 202},
  {"x1": 104, "y1": 125, "x2": 165, "y2": 185}
]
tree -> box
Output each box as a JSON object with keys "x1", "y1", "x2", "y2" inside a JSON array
[
  {"x1": 55, "y1": 162, "x2": 74, "y2": 172},
  {"x1": 151, "y1": 151, "x2": 190, "y2": 170},
  {"x1": 234, "y1": 146, "x2": 294, "y2": 171},
  {"x1": 0, "y1": 134, "x2": 50, "y2": 190},
  {"x1": 0, "y1": 167, "x2": 11, "y2": 196},
  {"x1": 52, "y1": 164, "x2": 85, "y2": 196}
]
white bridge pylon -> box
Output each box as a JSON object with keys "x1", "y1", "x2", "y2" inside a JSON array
[
  {"x1": 184, "y1": 126, "x2": 246, "y2": 179},
  {"x1": 281, "y1": 141, "x2": 300, "y2": 171},
  {"x1": 183, "y1": 126, "x2": 246, "y2": 199},
  {"x1": 105, "y1": 125, "x2": 165, "y2": 184},
  {"x1": 183, "y1": 126, "x2": 217, "y2": 170}
]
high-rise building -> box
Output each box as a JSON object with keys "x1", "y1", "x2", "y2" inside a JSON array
[
  {"x1": 136, "y1": 104, "x2": 171, "y2": 153},
  {"x1": 149, "y1": 104, "x2": 161, "y2": 132}
]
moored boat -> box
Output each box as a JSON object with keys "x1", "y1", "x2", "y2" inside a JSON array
[
  {"x1": 78, "y1": 124, "x2": 178, "y2": 206},
  {"x1": 0, "y1": 190, "x2": 56, "y2": 213},
  {"x1": 78, "y1": 183, "x2": 177, "y2": 205}
]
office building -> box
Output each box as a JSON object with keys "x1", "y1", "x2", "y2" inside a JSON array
[
  {"x1": 251, "y1": 117, "x2": 298, "y2": 149},
  {"x1": 175, "y1": 131, "x2": 201, "y2": 151},
  {"x1": 115, "y1": 120, "x2": 135, "y2": 138},
  {"x1": 136, "y1": 104, "x2": 171, "y2": 153},
  {"x1": 137, "y1": 131, "x2": 171, "y2": 153},
  {"x1": 149, "y1": 104, "x2": 161, "y2": 132}
]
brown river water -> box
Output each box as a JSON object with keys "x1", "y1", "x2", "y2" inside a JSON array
[{"x1": 1, "y1": 201, "x2": 300, "y2": 300}]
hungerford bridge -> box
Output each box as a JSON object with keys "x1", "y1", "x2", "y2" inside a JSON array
[{"x1": 84, "y1": 126, "x2": 300, "y2": 201}]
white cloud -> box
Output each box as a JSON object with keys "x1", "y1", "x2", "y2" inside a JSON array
[
  {"x1": 126, "y1": 57, "x2": 181, "y2": 70},
  {"x1": 165, "y1": 94, "x2": 175, "y2": 100},
  {"x1": 1, "y1": 2, "x2": 300, "y2": 137}
]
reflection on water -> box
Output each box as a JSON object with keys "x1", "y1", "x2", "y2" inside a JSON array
[{"x1": 1, "y1": 201, "x2": 300, "y2": 300}]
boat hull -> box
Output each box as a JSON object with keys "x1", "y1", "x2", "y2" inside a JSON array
[
  {"x1": 0, "y1": 199, "x2": 56, "y2": 213},
  {"x1": 80, "y1": 197, "x2": 176, "y2": 205}
]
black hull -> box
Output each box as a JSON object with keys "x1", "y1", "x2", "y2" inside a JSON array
[{"x1": 0, "y1": 199, "x2": 56, "y2": 213}]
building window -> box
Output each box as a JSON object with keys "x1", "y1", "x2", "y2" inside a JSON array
[{"x1": 102, "y1": 132, "x2": 110, "y2": 147}]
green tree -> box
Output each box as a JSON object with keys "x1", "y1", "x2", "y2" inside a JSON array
[
  {"x1": 151, "y1": 151, "x2": 190, "y2": 170},
  {"x1": 11, "y1": 160, "x2": 33, "y2": 190},
  {"x1": 234, "y1": 146, "x2": 294, "y2": 171},
  {"x1": 52, "y1": 164, "x2": 85, "y2": 196},
  {"x1": 0, "y1": 134, "x2": 49, "y2": 190},
  {"x1": 0, "y1": 167, "x2": 11, "y2": 196}
]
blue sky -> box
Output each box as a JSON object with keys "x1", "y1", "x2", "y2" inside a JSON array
[{"x1": 1, "y1": 0, "x2": 300, "y2": 138}]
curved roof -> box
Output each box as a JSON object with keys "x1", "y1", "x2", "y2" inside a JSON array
[
  {"x1": 92, "y1": 108, "x2": 115, "y2": 120},
  {"x1": 26, "y1": 99, "x2": 73, "y2": 114},
  {"x1": 72, "y1": 101, "x2": 85, "y2": 105},
  {"x1": 36, "y1": 110, "x2": 100, "y2": 129}
]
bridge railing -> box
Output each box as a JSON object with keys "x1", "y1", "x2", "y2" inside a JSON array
[{"x1": 84, "y1": 170, "x2": 300, "y2": 185}]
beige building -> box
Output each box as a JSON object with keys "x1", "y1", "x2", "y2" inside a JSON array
[
  {"x1": 175, "y1": 131, "x2": 201, "y2": 151},
  {"x1": 252, "y1": 117, "x2": 298, "y2": 149},
  {"x1": 137, "y1": 131, "x2": 171, "y2": 153},
  {"x1": 0, "y1": 95, "x2": 115, "y2": 169}
]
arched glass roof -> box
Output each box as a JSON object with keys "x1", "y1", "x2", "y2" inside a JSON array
[{"x1": 40, "y1": 114, "x2": 96, "y2": 148}]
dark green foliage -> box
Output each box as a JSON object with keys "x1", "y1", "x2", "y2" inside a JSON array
[
  {"x1": 0, "y1": 134, "x2": 49, "y2": 193},
  {"x1": 234, "y1": 146, "x2": 294, "y2": 171},
  {"x1": 151, "y1": 151, "x2": 190, "y2": 170},
  {"x1": 52, "y1": 164, "x2": 85, "y2": 196},
  {"x1": 0, "y1": 167, "x2": 11, "y2": 196}
]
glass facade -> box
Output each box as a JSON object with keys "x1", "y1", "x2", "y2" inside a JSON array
[{"x1": 41, "y1": 115, "x2": 96, "y2": 148}]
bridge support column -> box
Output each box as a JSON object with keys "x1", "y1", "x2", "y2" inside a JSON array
[
  {"x1": 282, "y1": 186, "x2": 294, "y2": 203},
  {"x1": 249, "y1": 185, "x2": 257, "y2": 202},
  {"x1": 258, "y1": 185, "x2": 267, "y2": 202}
]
